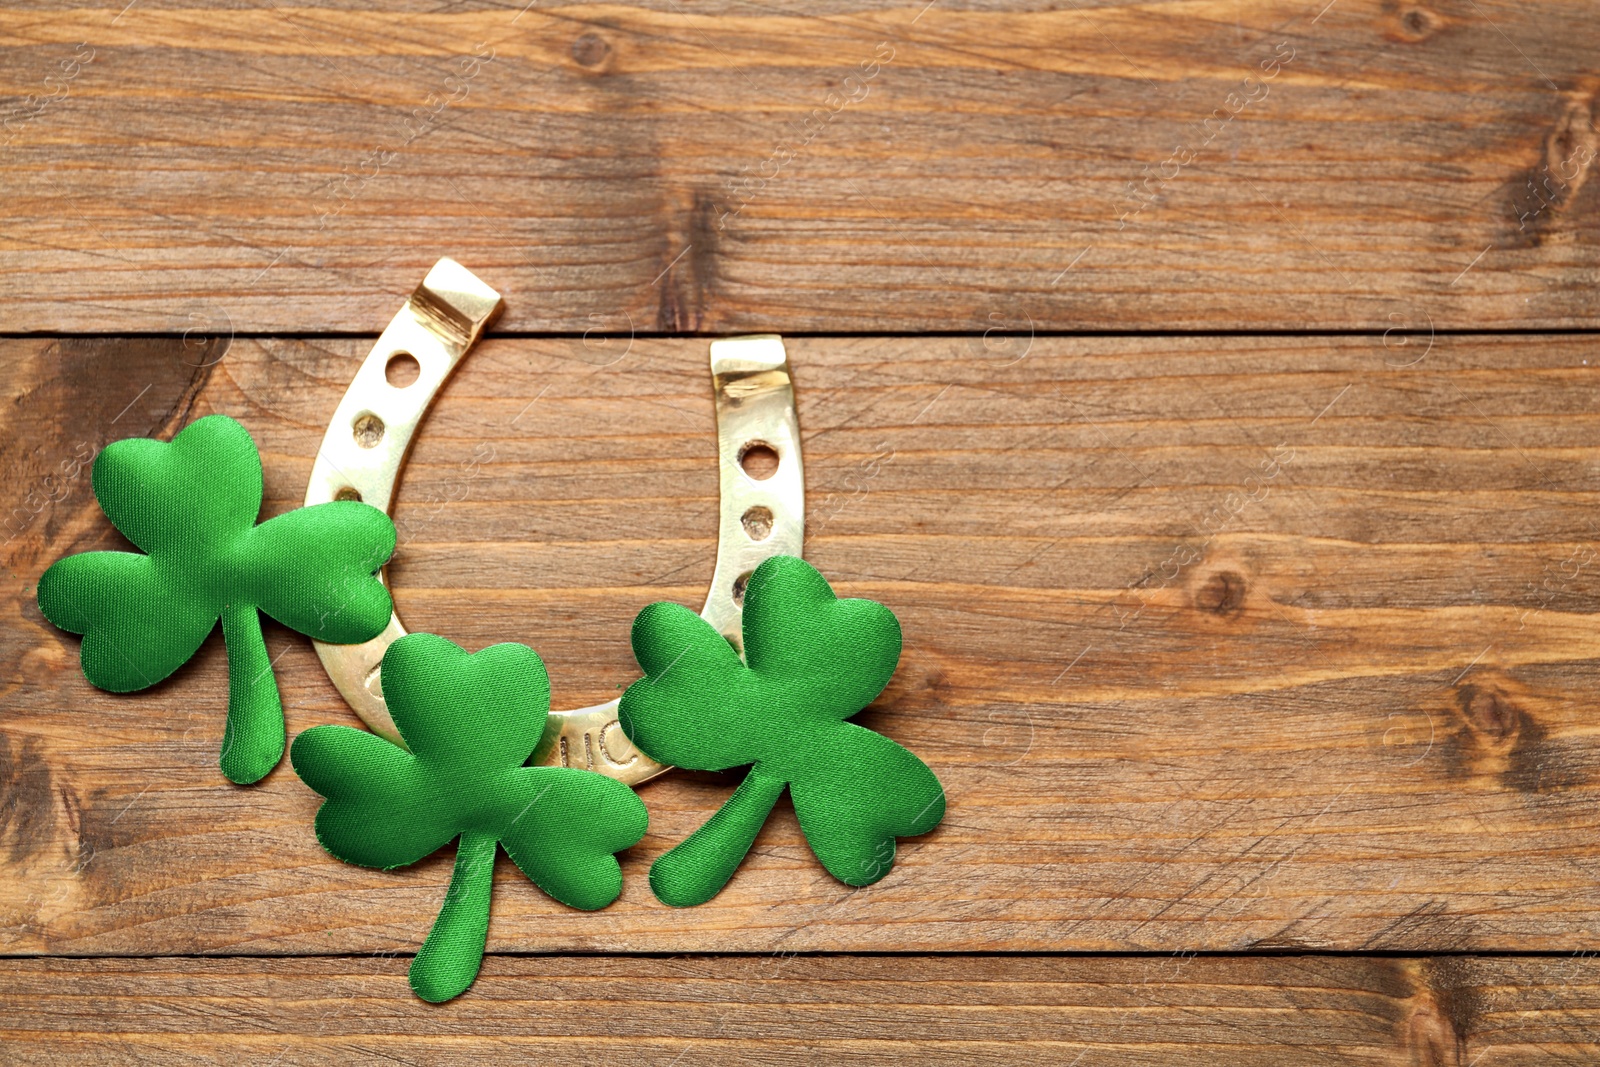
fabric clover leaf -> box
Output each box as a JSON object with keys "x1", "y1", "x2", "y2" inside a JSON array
[
  {"x1": 37, "y1": 414, "x2": 395, "y2": 785},
  {"x1": 290, "y1": 633, "x2": 648, "y2": 1003},
  {"x1": 618, "y1": 555, "x2": 945, "y2": 907}
]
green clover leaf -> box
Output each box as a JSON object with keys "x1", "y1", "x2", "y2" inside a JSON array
[
  {"x1": 36, "y1": 414, "x2": 396, "y2": 784},
  {"x1": 291, "y1": 633, "x2": 648, "y2": 1003},
  {"x1": 619, "y1": 555, "x2": 945, "y2": 907}
]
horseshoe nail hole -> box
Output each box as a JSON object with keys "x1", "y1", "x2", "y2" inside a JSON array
[
  {"x1": 352, "y1": 413, "x2": 385, "y2": 449},
  {"x1": 741, "y1": 505, "x2": 774, "y2": 541},
  {"x1": 335, "y1": 486, "x2": 363, "y2": 502},
  {"x1": 385, "y1": 352, "x2": 421, "y2": 388},
  {"x1": 739, "y1": 442, "x2": 779, "y2": 481},
  {"x1": 732, "y1": 570, "x2": 754, "y2": 605},
  {"x1": 364, "y1": 663, "x2": 384, "y2": 698}
]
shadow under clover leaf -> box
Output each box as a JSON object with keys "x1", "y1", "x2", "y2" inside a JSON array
[
  {"x1": 291, "y1": 633, "x2": 648, "y2": 1003},
  {"x1": 36, "y1": 414, "x2": 396, "y2": 784},
  {"x1": 619, "y1": 555, "x2": 946, "y2": 907}
]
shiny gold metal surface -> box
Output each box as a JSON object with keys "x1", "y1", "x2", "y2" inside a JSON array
[
  {"x1": 305, "y1": 261, "x2": 804, "y2": 787},
  {"x1": 701, "y1": 336, "x2": 806, "y2": 645}
]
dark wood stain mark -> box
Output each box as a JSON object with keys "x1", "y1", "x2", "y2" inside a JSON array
[
  {"x1": 0, "y1": 337, "x2": 221, "y2": 575},
  {"x1": 656, "y1": 190, "x2": 718, "y2": 332},
  {"x1": 1384, "y1": 2, "x2": 1448, "y2": 44},
  {"x1": 1195, "y1": 570, "x2": 1248, "y2": 618},
  {"x1": 1503, "y1": 89, "x2": 1600, "y2": 249},
  {"x1": 571, "y1": 32, "x2": 613, "y2": 71},
  {"x1": 1441, "y1": 682, "x2": 1584, "y2": 794},
  {"x1": 1409, "y1": 957, "x2": 1480, "y2": 1067},
  {"x1": 0, "y1": 734, "x2": 56, "y2": 864}
]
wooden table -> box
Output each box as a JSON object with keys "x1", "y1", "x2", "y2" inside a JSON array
[{"x1": 5, "y1": 1, "x2": 1600, "y2": 1062}]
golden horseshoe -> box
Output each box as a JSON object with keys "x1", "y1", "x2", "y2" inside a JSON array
[{"x1": 304, "y1": 259, "x2": 805, "y2": 785}]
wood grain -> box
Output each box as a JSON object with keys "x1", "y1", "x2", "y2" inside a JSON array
[
  {"x1": 3, "y1": 333, "x2": 1599, "y2": 959},
  {"x1": 4, "y1": 1, "x2": 1600, "y2": 332},
  {"x1": 4, "y1": 954, "x2": 1599, "y2": 1065}
]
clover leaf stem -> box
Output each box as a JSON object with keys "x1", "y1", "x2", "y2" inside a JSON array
[
  {"x1": 218, "y1": 604, "x2": 285, "y2": 785},
  {"x1": 411, "y1": 829, "x2": 498, "y2": 1003},
  {"x1": 650, "y1": 768, "x2": 786, "y2": 908}
]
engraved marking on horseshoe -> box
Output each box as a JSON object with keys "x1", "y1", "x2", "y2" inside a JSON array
[{"x1": 598, "y1": 719, "x2": 638, "y2": 768}]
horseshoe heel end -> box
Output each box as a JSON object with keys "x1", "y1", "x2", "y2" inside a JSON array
[{"x1": 703, "y1": 336, "x2": 805, "y2": 644}]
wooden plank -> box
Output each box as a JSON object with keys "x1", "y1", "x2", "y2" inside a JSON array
[
  {"x1": 3, "y1": 1, "x2": 1600, "y2": 332},
  {"x1": 2, "y1": 954, "x2": 1599, "y2": 1065},
  {"x1": 3, "y1": 334, "x2": 1600, "y2": 957}
]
